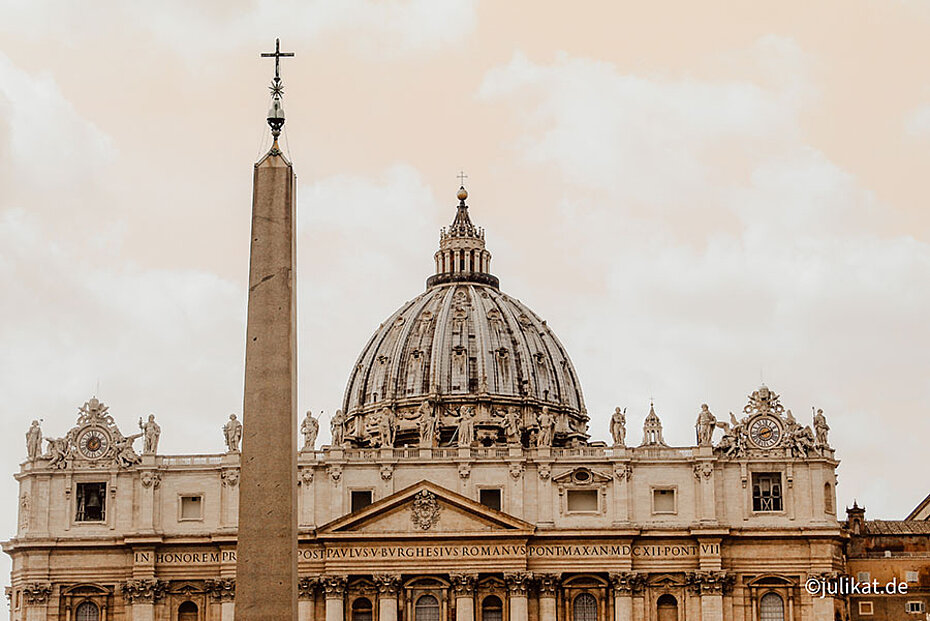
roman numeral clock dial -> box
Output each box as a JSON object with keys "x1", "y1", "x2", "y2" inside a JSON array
[{"x1": 749, "y1": 417, "x2": 781, "y2": 449}]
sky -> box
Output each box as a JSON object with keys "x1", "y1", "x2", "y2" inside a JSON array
[{"x1": 2, "y1": 0, "x2": 930, "y2": 587}]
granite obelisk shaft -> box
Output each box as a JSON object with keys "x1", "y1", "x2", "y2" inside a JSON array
[{"x1": 236, "y1": 149, "x2": 298, "y2": 620}]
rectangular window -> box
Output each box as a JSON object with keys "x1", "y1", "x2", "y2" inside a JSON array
[
  {"x1": 752, "y1": 473, "x2": 783, "y2": 511},
  {"x1": 75, "y1": 482, "x2": 106, "y2": 522},
  {"x1": 351, "y1": 490, "x2": 373, "y2": 513},
  {"x1": 858, "y1": 601, "x2": 873, "y2": 616},
  {"x1": 857, "y1": 572, "x2": 871, "y2": 584},
  {"x1": 906, "y1": 570, "x2": 919, "y2": 583},
  {"x1": 652, "y1": 488, "x2": 676, "y2": 514},
  {"x1": 479, "y1": 488, "x2": 502, "y2": 512},
  {"x1": 906, "y1": 601, "x2": 925, "y2": 613},
  {"x1": 179, "y1": 495, "x2": 203, "y2": 521},
  {"x1": 567, "y1": 489, "x2": 599, "y2": 513}
]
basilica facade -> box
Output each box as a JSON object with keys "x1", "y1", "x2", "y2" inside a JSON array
[{"x1": 5, "y1": 187, "x2": 845, "y2": 621}]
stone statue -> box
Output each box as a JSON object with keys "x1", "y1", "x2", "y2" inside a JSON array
[
  {"x1": 813, "y1": 407, "x2": 830, "y2": 447},
  {"x1": 331, "y1": 409, "x2": 345, "y2": 447},
  {"x1": 377, "y1": 406, "x2": 395, "y2": 448},
  {"x1": 695, "y1": 404, "x2": 716, "y2": 447},
  {"x1": 26, "y1": 420, "x2": 43, "y2": 461},
  {"x1": 610, "y1": 407, "x2": 626, "y2": 446},
  {"x1": 300, "y1": 411, "x2": 319, "y2": 451},
  {"x1": 503, "y1": 407, "x2": 522, "y2": 445},
  {"x1": 139, "y1": 414, "x2": 161, "y2": 455},
  {"x1": 418, "y1": 405, "x2": 437, "y2": 448},
  {"x1": 45, "y1": 436, "x2": 71, "y2": 469},
  {"x1": 223, "y1": 414, "x2": 242, "y2": 453},
  {"x1": 791, "y1": 425, "x2": 816, "y2": 458},
  {"x1": 537, "y1": 407, "x2": 554, "y2": 447},
  {"x1": 457, "y1": 407, "x2": 475, "y2": 448},
  {"x1": 113, "y1": 432, "x2": 142, "y2": 468}
]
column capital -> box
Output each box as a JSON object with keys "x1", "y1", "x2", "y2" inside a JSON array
[
  {"x1": 535, "y1": 574, "x2": 560, "y2": 597},
  {"x1": 609, "y1": 572, "x2": 644, "y2": 595},
  {"x1": 121, "y1": 578, "x2": 167, "y2": 604},
  {"x1": 686, "y1": 570, "x2": 733, "y2": 595},
  {"x1": 375, "y1": 574, "x2": 402, "y2": 596},
  {"x1": 323, "y1": 575, "x2": 348, "y2": 598},
  {"x1": 22, "y1": 582, "x2": 52, "y2": 605},
  {"x1": 505, "y1": 572, "x2": 532, "y2": 596},
  {"x1": 299, "y1": 577, "x2": 320, "y2": 600},
  {"x1": 205, "y1": 578, "x2": 236, "y2": 602},
  {"x1": 449, "y1": 573, "x2": 478, "y2": 596}
]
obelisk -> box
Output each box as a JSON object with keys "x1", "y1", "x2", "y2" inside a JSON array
[{"x1": 237, "y1": 39, "x2": 298, "y2": 621}]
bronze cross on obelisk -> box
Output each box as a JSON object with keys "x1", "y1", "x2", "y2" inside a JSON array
[
  {"x1": 457, "y1": 170, "x2": 468, "y2": 186},
  {"x1": 261, "y1": 38, "x2": 295, "y2": 88}
]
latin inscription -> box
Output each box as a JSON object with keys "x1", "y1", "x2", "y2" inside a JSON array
[{"x1": 138, "y1": 543, "x2": 720, "y2": 565}]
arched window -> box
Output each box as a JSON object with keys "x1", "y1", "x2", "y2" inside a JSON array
[
  {"x1": 482, "y1": 595, "x2": 503, "y2": 621},
  {"x1": 573, "y1": 593, "x2": 597, "y2": 621},
  {"x1": 178, "y1": 601, "x2": 198, "y2": 621},
  {"x1": 824, "y1": 483, "x2": 834, "y2": 514},
  {"x1": 353, "y1": 598, "x2": 373, "y2": 621},
  {"x1": 75, "y1": 602, "x2": 100, "y2": 621},
  {"x1": 759, "y1": 593, "x2": 785, "y2": 621},
  {"x1": 656, "y1": 594, "x2": 678, "y2": 621},
  {"x1": 416, "y1": 594, "x2": 440, "y2": 621}
]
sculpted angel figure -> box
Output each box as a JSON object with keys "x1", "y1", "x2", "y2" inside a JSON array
[
  {"x1": 113, "y1": 432, "x2": 142, "y2": 468},
  {"x1": 301, "y1": 411, "x2": 319, "y2": 451},
  {"x1": 695, "y1": 404, "x2": 716, "y2": 447},
  {"x1": 331, "y1": 409, "x2": 346, "y2": 447},
  {"x1": 537, "y1": 407, "x2": 554, "y2": 447},
  {"x1": 45, "y1": 436, "x2": 71, "y2": 469},
  {"x1": 223, "y1": 414, "x2": 243, "y2": 453},
  {"x1": 26, "y1": 420, "x2": 43, "y2": 461},
  {"x1": 610, "y1": 407, "x2": 627, "y2": 446},
  {"x1": 812, "y1": 408, "x2": 830, "y2": 447},
  {"x1": 139, "y1": 414, "x2": 161, "y2": 455}
]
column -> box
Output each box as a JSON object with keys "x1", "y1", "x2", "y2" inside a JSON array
[
  {"x1": 450, "y1": 574, "x2": 476, "y2": 621},
  {"x1": 688, "y1": 572, "x2": 729, "y2": 621},
  {"x1": 609, "y1": 573, "x2": 640, "y2": 621},
  {"x1": 536, "y1": 574, "x2": 559, "y2": 621},
  {"x1": 376, "y1": 575, "x2": 401, "y2": 621},
  {"x1": 324, "y1": 576, "x2": 347, "y2": 621},
  {"x1": 299, "y1": 578, "x2": 320, "y2": 621},
  {"x1": 207, "y1": 578, "x2": 237, "y2": 621},
  {"x1": 23, "y1": 583, "x2": 51, "y2": 621},
  {"x1": 505, "y1": 573, "x2": 529, "y2": 621},
  {"x1": 122, "y1": 579, "x2": 165, "y2": 621}
]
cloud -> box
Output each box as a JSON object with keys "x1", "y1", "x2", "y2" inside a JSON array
[
  {"x1": 477, "y1": 40, "x2": 930, "y2": 518},
  {"x1": 905, "y1": 103, "x2": 930, "y2": 137},
  {"x1": 0, "y1": 0, "x2": 478, "y2": 60}
]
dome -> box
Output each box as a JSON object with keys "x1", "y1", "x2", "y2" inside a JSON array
[{"x1": 340, "y1": 187, "x2": 588, "y2": 449}]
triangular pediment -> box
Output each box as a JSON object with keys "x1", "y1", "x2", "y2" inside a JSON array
[{"x1": 318, "y1": 480, "x2": 534, "y2": 536}]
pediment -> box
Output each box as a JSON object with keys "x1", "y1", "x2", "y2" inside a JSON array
[
  {"x1": 552, "y1": 467, "x2": 611, "y2": 485},
  {"x1": 318, "y1": 480, "x2": 534, "y2": 536}
]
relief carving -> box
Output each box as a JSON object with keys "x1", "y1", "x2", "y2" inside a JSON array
[
  {"x1": 121, "y1": 578, "x2": 167, "y2": 603},
  {"x1": 410, "y1": 490, "x2": 441, "y2": 530},
  {"x1": 205, "y1": 578, "x2": 236, "y2": 602}
]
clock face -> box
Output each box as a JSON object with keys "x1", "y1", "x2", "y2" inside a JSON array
[
  {"x1": 749, "y1": 417, "x2": 781, "y2": 449},
  {"x1": 78, "y1": 428, "x2": 110, "y2": 459}
]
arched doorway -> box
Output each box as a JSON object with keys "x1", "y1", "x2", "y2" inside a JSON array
[
  {"x1": 75, "y1": 602, "x2": 100, "y2": 621},
  {"x1": 178, "y1": 601, "x2": 198, "y2": 621},
  {"x1": 759, "y1": 593, "x2": 785, "y2": 621},
  {"x1": 482, "y1": 595, "x2": 503, "y2": 621},
  {"x1": 573, "y1": 593, "x2": 597, "y2": 621},
  {"x1": 353, "y1": 598, "x2": 373, "y2": 621},
  {"x1": 416, "y1": 594, "x2": 440, "y2": 621},
  {"x1": 656, "y1": 594, "x2": 678, "y2": 621}
]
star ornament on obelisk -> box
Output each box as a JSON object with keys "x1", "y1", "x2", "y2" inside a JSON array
[{"x1": 236, "y1": 38, "x2": 299, "y2": 621}]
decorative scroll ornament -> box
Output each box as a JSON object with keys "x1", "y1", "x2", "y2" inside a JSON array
[
  {"x1": 458, "y1": 463, "x2": 471, "y2": 480},
  {"x1": 299, "y1": 469, "x2": 314, "y2": 485},
  {"x1": 298, "y1": 577, "x2": 320, "y2": 600},
  {"x1": 204, "y1": 578, "x2": 236, "y2": 602},
  {"x1": 22, "y1": 583, "x2": 52, "y2": 605},
  {"x1": 221, "y1": 469, "x2": 239, "y2": 487},
  {"x1": 614, "y1": 463, "x2": 633, "y2": 481},
  {"x1": 742, "y1": 385, "x2": 785, "y2": 418},
  {"x1": 410, "y1": 490, "x2": 441, "y2": 530},
  {"x1": 610, "y1": 572, "x2": 645, "y2": 594},
  {"x1": 380, "y1": 464, "x2": 394, "y2": 481},
  {"x1": 687, "y1": 571, "x2": 733, "y2": 595},
  {"x1": 374, "y1": 574, "x2": 401, "y2": 596},
  {"x1": 121, "y1": 579, "x2": 167, "y2": 603},
  {"x1": 141, "y1": 471, "x2": 162, "y2": 488},
  {"x1": 693, "y1": 463, "x2": 714, "y2": 479}
]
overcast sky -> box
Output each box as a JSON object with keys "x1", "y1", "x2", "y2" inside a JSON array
[{"x1": 2, "y1": 0, "x2": 929, "y2": 586}]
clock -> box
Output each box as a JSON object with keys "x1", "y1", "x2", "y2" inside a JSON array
[
  {"x1": 749, "y1": 417, "x2": 781, "y2": 449},
  {"x1": 78, "y1": 428, "x2": 110, "y2": 459}
]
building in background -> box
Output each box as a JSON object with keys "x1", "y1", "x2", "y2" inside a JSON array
[{"x1": 4, "y1": 179, "x2": 846, "y2": 621}]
